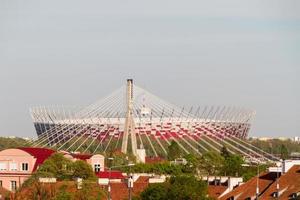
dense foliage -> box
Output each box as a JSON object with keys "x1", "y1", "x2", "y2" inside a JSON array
[
  {"x1": 16, "y1": 153, "x2": 102, "y2": 200},
  {"x1": 35, "y1": 153, "x2": 96, "y2": 180},
  {"x1": 123, "y1": 145, "x2": 269, "y2": 182},
  {"x1": 167, "y1": 141, "x2": 182, "y2": 161},
  {"x1": 140, "y1": 175, "x2": 212, "y2": 200},
  {"x1": 15, "y1": 181, "x2": 104, "y2": 200}
]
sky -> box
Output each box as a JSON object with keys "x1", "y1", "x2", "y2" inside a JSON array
[{"x1": 0, "y1": 0, "x2": 299, "y2": 138}]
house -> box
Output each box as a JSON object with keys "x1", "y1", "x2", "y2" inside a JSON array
[
  {"x1": 97, "y1": 170, "x2": 126, "y2": 185},
  {"x1": 219, "y1": 160, "x2": 300, "y2": 200},
  {"x1": 0, "y1": 147, "x2": 55, "y2": 192},
  {"x1": 201, "y1": 176, "x2": 243, "y2": 199},
  {"x1": 259, "y1": 165, "x2": 300, "y2": 199},
  {"x1": 64, "y1": 152, "x2": 105, "y2": 173},
  {"x1": 0, "y1": 147, "x2": 105, "y2": 192}
]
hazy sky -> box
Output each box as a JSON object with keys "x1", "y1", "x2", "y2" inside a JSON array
[{"x1": 0, "y1": 0, "x2": 299, "y2": 138}]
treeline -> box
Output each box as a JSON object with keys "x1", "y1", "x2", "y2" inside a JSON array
[
  {"x1": 111, "y1": 141, "x2": 268, "y2": 181},
  {"x1": 0, "y1": 137, "x2": 30, "y2": 150},
  {"x1": 249, "y1": 138, "x2": 300, "y2": 159}
]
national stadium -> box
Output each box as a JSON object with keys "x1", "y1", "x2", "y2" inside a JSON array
[{"x1": 30, "y1": 79, "x2": 279, "y2": 163}]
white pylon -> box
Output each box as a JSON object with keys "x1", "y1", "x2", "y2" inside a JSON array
[{"x1": 121, "y1": 79, "x2": 137, "y2": 155}]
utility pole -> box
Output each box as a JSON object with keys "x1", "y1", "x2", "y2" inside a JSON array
[
  {"x1": 276, "y1": 162, "x2": 280, "y2": 200},
  {"x1": 256, "y1": 164, "x2": 259, "y2": 200},
  {"x1": 107, "y1": 157, "x2": 114, "y2": 200},
  {"x1": 128, "y1": 164, "x2": 133, "y2": 200}
]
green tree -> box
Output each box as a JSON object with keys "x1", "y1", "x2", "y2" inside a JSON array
[
  {"x1": 140, "y1": 175, "x2": 210, "y2": 200},
  {"x1": 201, "y1": 151, "x2": 224, "y2": 175},
  {"x1": 29, "y1": 182, "x2": 51, "y2": 200},
  {"x1": 0, "y1": 137, "x2": 30, "y2": 150},
  {"x1": 37, "y1": 153, "x2": 73, "y2": 180},
  {"x1": 74, "y1": 181, "x2": 103, "y2": 200},
  {"x1": 220, "y1": 146, "x2": 230, "y2": 158},
  {"x1": 55, "y1": 184, "x2": 72, "y2": 200},
  {"x1": 182, "y1": 154, "x2": 200, "y2": 174},
  {"x1": 140, "y1": 183, "x2": 167, "y2": 200},
  {"x1": 167, "y1": 175, "x2": 209, "y2": 200},
  {"x1": 72, "y1": 160, "x2": 96, "y2": 179},
  {"x1": 280, "y1": 144, "x2": 289, "y2": 160},
  {"x1": 167, "y1": 140, "x2": 182, "y2": 161},
  {"x1": 222, "y1": 154, "x2": 244, "y2": 176}
]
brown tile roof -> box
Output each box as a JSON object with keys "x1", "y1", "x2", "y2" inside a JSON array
[
  {"x1": 110, "y1": 177, "x2": 149, "y2": 200},
  {"x1": 260, "y1": 165, "x2": 300, "y2": 200},
  {"x1": 219, "y1": 172, "x2": 277, "y2": 200},
  {"x1": 96, "y1": 170, "x2": 125, "y2": 179},
  {"x1": 208, "y1": 185, "x2": 227, "y2": 199},
  {"x1": 145, "y1": 156, "x2": 165, "y2": 164}
]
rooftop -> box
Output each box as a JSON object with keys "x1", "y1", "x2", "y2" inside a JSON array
[{"x1": 17, "y1": 147, "x2": 55, "y2": 171}]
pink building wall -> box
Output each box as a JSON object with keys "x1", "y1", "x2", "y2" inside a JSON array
[
  {"x1": 66, "y1": 154, "x2": 105, "y2": 172},
  {"x1": 0, "y1": 149, "x2": 35, "y2": 191},
  {"x1": 0, "y1": 148, "x2": 106, "y2": 192}
]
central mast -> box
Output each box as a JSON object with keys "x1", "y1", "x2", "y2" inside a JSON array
[{"x1": 121, "y1": 79, "x2": 137, "y2": 155}]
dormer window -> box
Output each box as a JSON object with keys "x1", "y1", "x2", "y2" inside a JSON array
[
  {"x1": 272, "y1": 192, "x2": 279, "y2": 198},
  {"x1": 290, "y1": 192, "x2": 300, "y2": 199},
  {"x1": 94, "y1": 164, "x2": 101, "y2": 172},
  {"x1": 21, "y1": 163, "x2": 29, "y2": 171}
]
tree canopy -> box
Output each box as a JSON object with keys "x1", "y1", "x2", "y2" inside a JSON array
[
  {"x1": 167, "y1": 140, "x2": 182, "y2": 161},
  {"x1": 72, "y1": 160, "x2": 95, "y2": 179},
  {"x1": 37, "y1": 153, "x2": 73, "y2": 180},
  {"x1": 280, "y1": 144, "x2": 289, "y2": 160},
  {"x1": 222, "y1": 154, "x2": 244, "y2": 177},
  {"x1": 140, "y1": 175, "x2": 211, "y2": 200},
  {"x1": 201, "y1": 151, "x2": 224, "y2": 175},
  {"x1": 220, "y1": 146, "x2": 230, "y2": 158},
  {"x1": 36, "y1": 153, "x2": 96, "y2": 180},
  {"x1": 140, "y1": 183, "x2": 167, "y2": 200}
]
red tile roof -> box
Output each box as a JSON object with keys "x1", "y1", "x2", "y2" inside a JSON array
[
  {"x1": 207, "y1": 185, "x2": 227, "y2": 199},
  {"x1": 220, "y1": 172, "x2": 277, "y2": 200},
  {"x1": 260, "y1": 165, "x2": 300, "y2": 199},
  {"x1": 110, "y1": 178, "x2": 149, "y2": 200},
  {"x1": 70, "y1": 153, "x2": 93, "y2": 160},
  {"x1": 220, "y1": 165, "x2": 300, "y2": 200},
  {"x1": 96, "y1": 171, "x2": 125, "y2": 179},
  {"x1": 18, "y1": 147, "x2": 55, "y2": 171}
]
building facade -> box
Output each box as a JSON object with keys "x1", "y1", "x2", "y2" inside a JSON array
[{"x1": 0, "y1": 147, "x2": 105, "y2": 192}]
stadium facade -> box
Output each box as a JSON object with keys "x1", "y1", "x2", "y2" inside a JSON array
[{"x1": 30, "y1": 79, "x2": 278, "y2": 163}]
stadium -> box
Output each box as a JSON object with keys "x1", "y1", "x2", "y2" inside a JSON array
[{"x1": 30, "y1": 79, "x2": 279, "y2": 163}]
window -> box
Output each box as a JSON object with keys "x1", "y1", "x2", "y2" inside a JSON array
[
  {"x1": 11, "y1": 181, "x2": 17, "y2": 191},
  {"x1": 272, "y1": 192, "x2": 279, "y2": 198},
  {"x1": 9, "y1": 163, "x2": 17, "y2": 171},
  {"x1": 21, "y1": 163, "x2": 29, "y2": 171},
  {"x1": 0, "y1": 163, "x2": 6, "y2": 171},
  {"x1": 94, "y1": 164, "x2": 101, "y2": 172}
]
